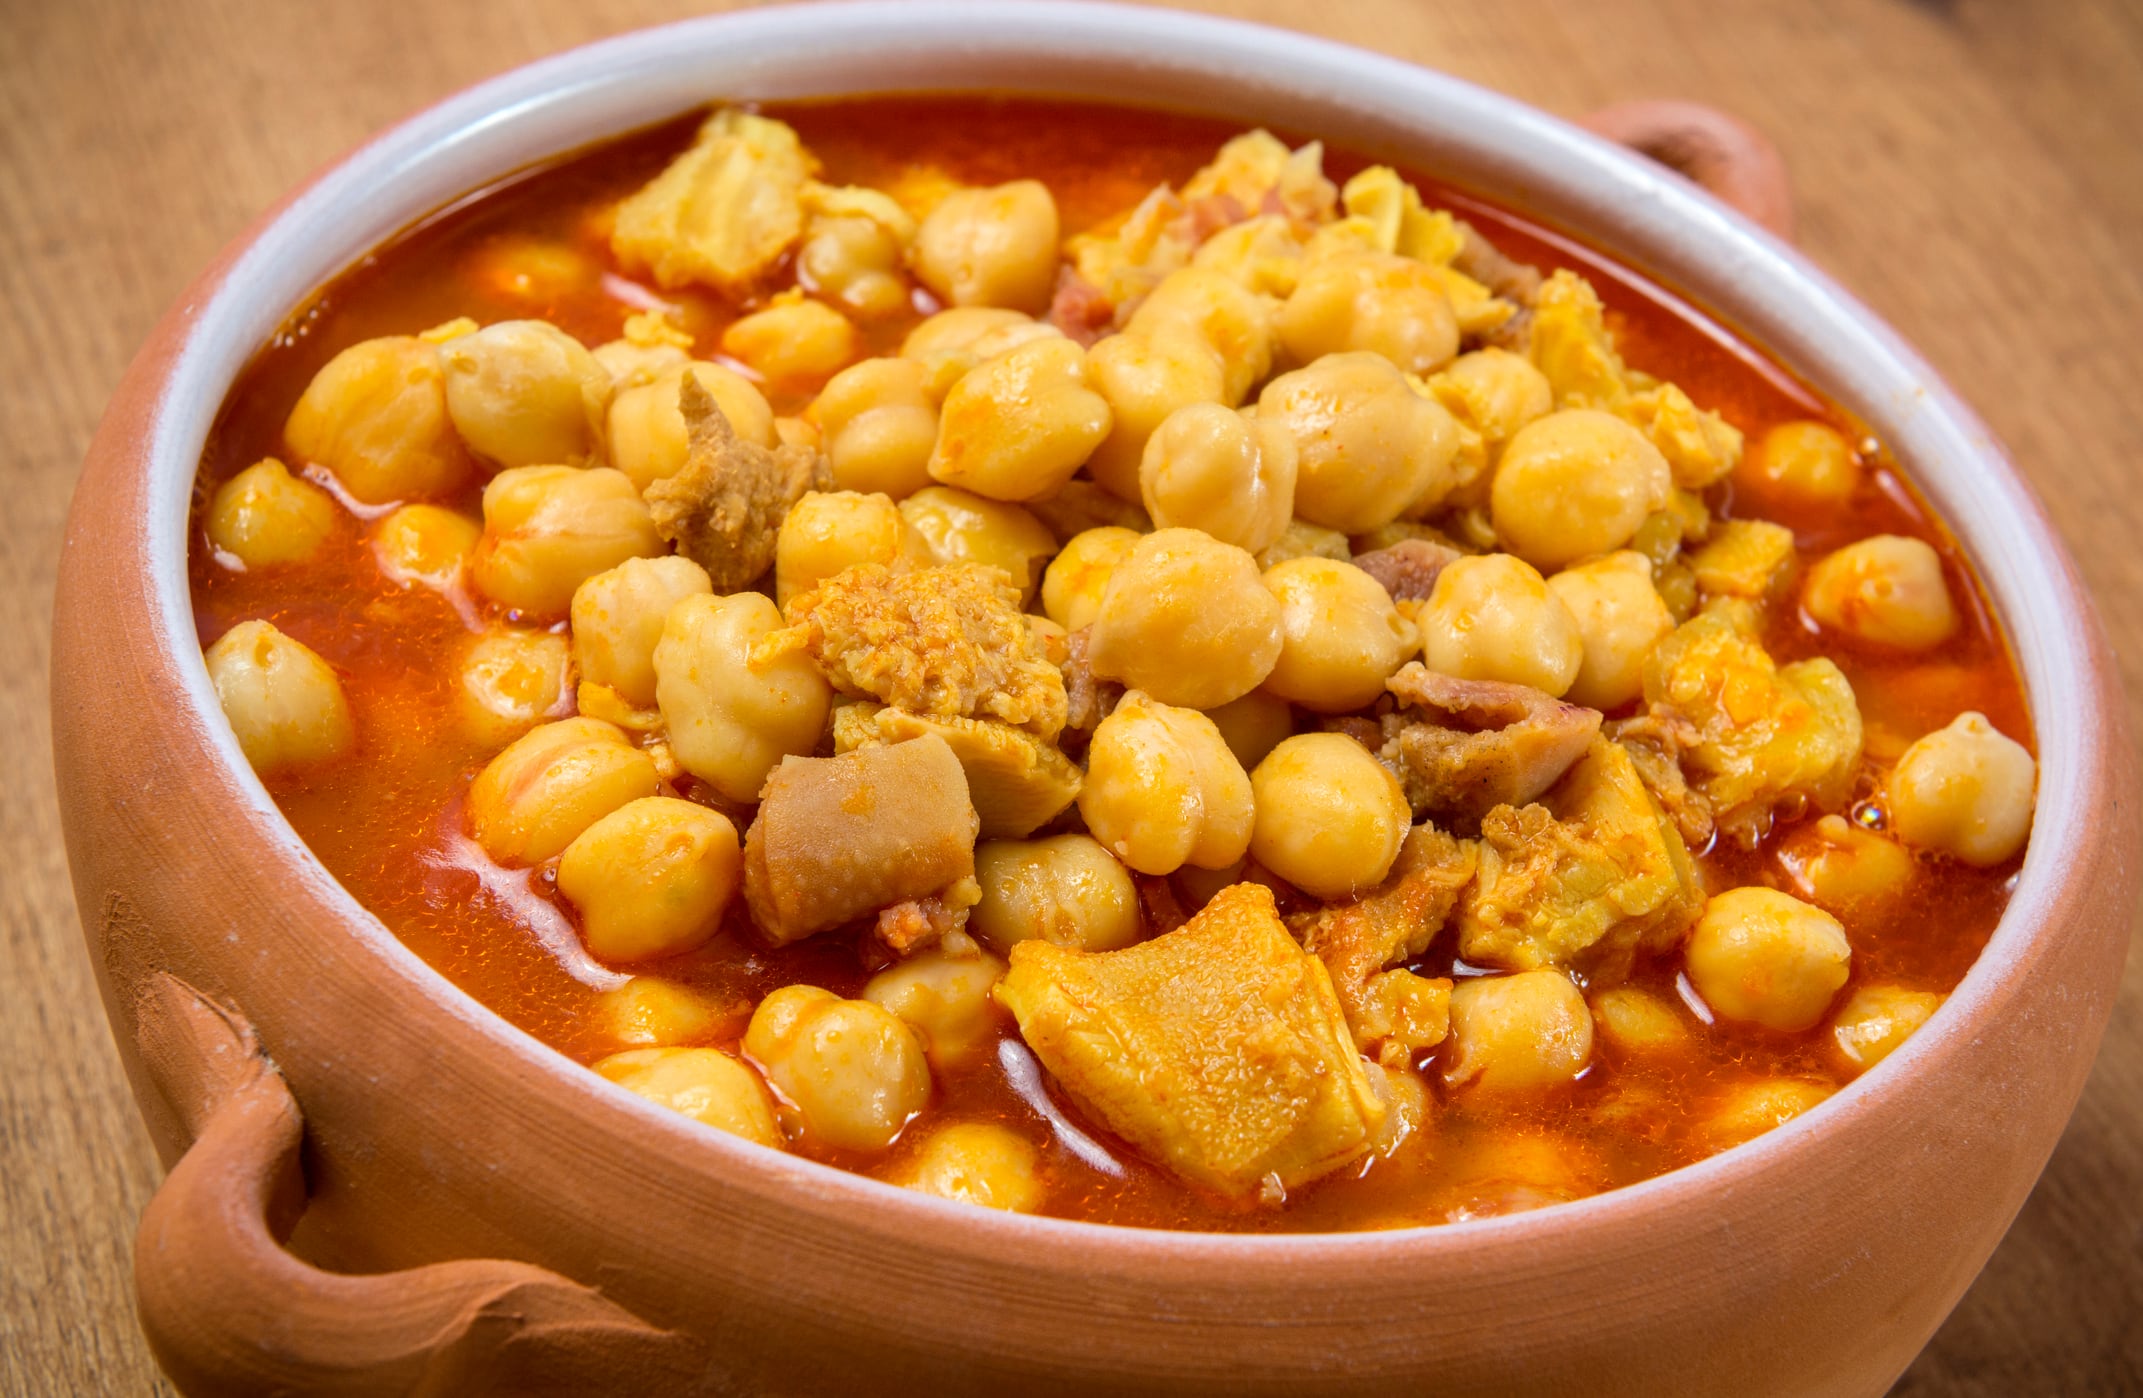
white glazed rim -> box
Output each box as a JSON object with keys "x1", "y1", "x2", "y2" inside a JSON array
[{"x1": 143, "y1": 1, "x2": 2090, "y2": 1251}]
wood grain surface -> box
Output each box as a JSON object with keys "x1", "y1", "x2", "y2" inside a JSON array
[{"x1": 3, "y1": 0, "x2": 2136, "y2": 1392}]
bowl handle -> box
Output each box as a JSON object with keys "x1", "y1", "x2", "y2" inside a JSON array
[
  {"x1": 130, "y1": 971, "x2": 707, "y2": 1396},
  {"x1": 1581, "y1": 99, "x2": 1795, "y2": 242}
]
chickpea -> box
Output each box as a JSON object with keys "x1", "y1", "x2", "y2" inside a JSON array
[
  {"x1": 469, "y1": 236, "x2": 597, "y2": 306},
  {"x1": 1248, "y1": 733, "x2": 1410, "y2": 899},
  {"x1": 1443, "y1": 971, "x2": 1594, "y2": 1093},
  {"x1": 456, "y1": 628, "x2": 571, "y2": 744},
  {"x1": 1546, "y1": 550, "x2": 1675, "y2": 710},
  {"x1": 719, "y1": 294, "x2": 859, "y2": 388},
  {"x1": 439, "y1": 319, "x2": 613, "y2": 471},
  {"x1": 556, "y1": 796, "x2": 741, "y2": 963},
  {"x1": 899, "y1": 307, "x2": 1060, "y2": 388},
  {"x1": 1491, "y1": 409, "x2": 1673, "y2": 571},
  {"x1": 1259, "y1": 353, "x2": 1460, "y2": 533},
  {"x1": 608, "y1": 362, "x2": 777, "y2": 492},
  {"x1": 1123, "y1": 267, "x2": 1276, "y2": 404},
  {"x1": 1079, "y1": 689, "x2": 1255, "y2": 875},
  {"x1": 1083, "y1": 332, "x2": 1230, "y2": 502},
  {"x1": 206, "y1": 459, "x2": 336, "y2": 568},
  {"x1": 592, "y1": 1047, "x2": 781, "y2": 1150},
  {"x1": 911, "y1": 180, "x2": 1060, "y2": 313},
  {"x1": 466, "y1": 716, "x2": 658, "y2": 865},
  {"x1": 970, "y1": 834, "x2": 1142, "y2": 955},
  {"x1": 1419, "y1": 553, "x2": 1584, "y2": 696},
  {"x1": 283, "y1": 335, "x2": 471, "y2": 504},
  {"x1": 1831, "y1": 985, "x2": 1946, "y2": 1073},
  {"x1": 1204, "y1": 690, "x2": 1294, "y2": 772},
  {"x1": 1745, "y1": 420, "x2": 1859, "y2": 509},
  {"x1": 570, "y1": 555, "x2": 713, "y2": 710},
  {"x1": 1802, "y1": 534, "x2": 1959, "y2": 651},
  {"x1": 1777, "y1": 813, "x2": 1915, "y2": 912},
  {"x1": 743, "y1": 985, "x2": 932, "y2": 1153},
  {"x1": 1087, "y1": 528, "x2": 1284, "y2": 710},
  {"x1": 927, "y1": 337, "x2": 1112, "y2": 503},
  {"x1": 1702, "y1": 1078, "x2": 1833, "y2": 1148},
  {"x1": 813, "y1": 358, "x2": 939, "y2": 499},
  {"x1": 591, "y1": 316, "x2": 691, "y2": 390},
  {"x1": 1259, "y1": 558, "x2": 1418, "y2": 713},
  {"x1": 652, "y1": 593, "x2": 831, "y2": 803},
  {"x1": 1426, "y1": 348, "x2": 1554, "y2": 448},
  {"x1": 1139, "y1": 402, "x2": 1297, "y2": 554},
  {"x1": 1587, "y1": 986, "x2": 1692, "y2": 1057},
  {"x1": 1684, "y1": 887, "x2": 1852, "y2": 1032},
  {"x1": 470, "y1": 466, "x2": 659, "y2": 619},
  {"x1": 798, "y1": 213, "x2": 910, "y2": 320},
  {"x1": 1040, "y1": 526, "x2": 1139, "y2": 633},
  {"x1": 588, "y1": 976, "x2": 740, "y2": 1050},
  {"x1": 863, "y1": 948, "x2": 1009, "y2": 1070},
  {"x1": 1886, "y1": 711, "x2": 2036, "y2": 866},
  {"x1": 203, "y1": 620, "x2": 355, "y2": 777},
  {"x1": 897, "y1": 486, "x2": 1057, "y2": 599},
  {"x1": 893, "y1": 1123, "x2": 1044, "y2": 1212},
  {"x1": 1279, "y1": 250, "x2": 1460, "y2": 376},
  {"x1": 372, "y1": 504, "x2": 480, "y2": 592},
  {"x1": 774, "y1": 491, "x2": 908, "y2": 607}
]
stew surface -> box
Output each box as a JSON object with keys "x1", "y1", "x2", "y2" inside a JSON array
[{"x1": 189, "y1": 95, "x2": 2033, "y2": 1232}]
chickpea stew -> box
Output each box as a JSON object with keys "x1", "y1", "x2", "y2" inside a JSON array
[{"x1": 190, "y1": 96, "x2": 2034, "y2": 1231}]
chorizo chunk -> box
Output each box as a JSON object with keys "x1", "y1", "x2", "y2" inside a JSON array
[
  {"x1": 763, "y1": 563, "x2": 1069, "y2": 739},
  {"x1": 1379, "y1": 663, "x2": 1602, "y2": 823},
  {"x1": 996, "y1": 883, "x2": 1382, "y2": 1201},
  {"x1": 1641, "y1": 610, "x2": 1863, "y2": 845},
  {"x1": 647, "y1": 373, "x2": 826, "y2": 591},
  {"x1": 1296, "y1": 824, "x2": 1477, "y2": 1064},
  {"x1": 743, "y1": 736, "x2": 980, "y2": 946},
  {"x1": 1454, "y1": 737, "x2": 1705, "y2": 981}
]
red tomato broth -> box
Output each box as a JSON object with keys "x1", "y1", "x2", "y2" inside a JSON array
[{"x1": 187, "y1": 94, "x2": 2030, "y2": 1233}]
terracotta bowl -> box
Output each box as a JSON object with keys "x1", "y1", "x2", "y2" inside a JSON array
[{"x1": 52, "y1": 4, "x2": 2136, "y2": 1394}]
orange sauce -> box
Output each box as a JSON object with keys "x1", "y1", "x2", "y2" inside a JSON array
[{"x1": 189, "y1": 96, "x2": 2030, "y2": 1232}]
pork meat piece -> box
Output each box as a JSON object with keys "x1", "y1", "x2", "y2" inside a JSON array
[
  {"x1": 1380, "y1": 663, "x2": 1602, "y2": 823},
  {"x1": 647, "y1": 372, "x2": 827, "y2": 592}
]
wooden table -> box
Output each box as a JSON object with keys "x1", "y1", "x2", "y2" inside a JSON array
[{"x1": 4, "y1": 0, "x2": 2137, "y2": 1391}]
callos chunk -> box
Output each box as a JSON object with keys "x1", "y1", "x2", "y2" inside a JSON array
[
  {"x1": 832, "y1": 702, "x2": 1081, "y2": 840},
  {"x1": 611, "y1": 108, "x2": 817, "y2": 297},
  {"x1": 1454, "y1": 737, "x2": 1705, "y2": 979},
  {"x1": 1641, "y1": 610, "x2": 1863, "y2": 845},
  {"x1": 996, "y1": 883, "x2": 1384, "y2": 1202},
  {"x1": 743, "y1": 736, "x2": 981, "y2": 947}
]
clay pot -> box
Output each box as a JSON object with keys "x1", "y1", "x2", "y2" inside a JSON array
[{"x1": 51, "y1": 5, "x2": 2135, "y2": 1395}]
